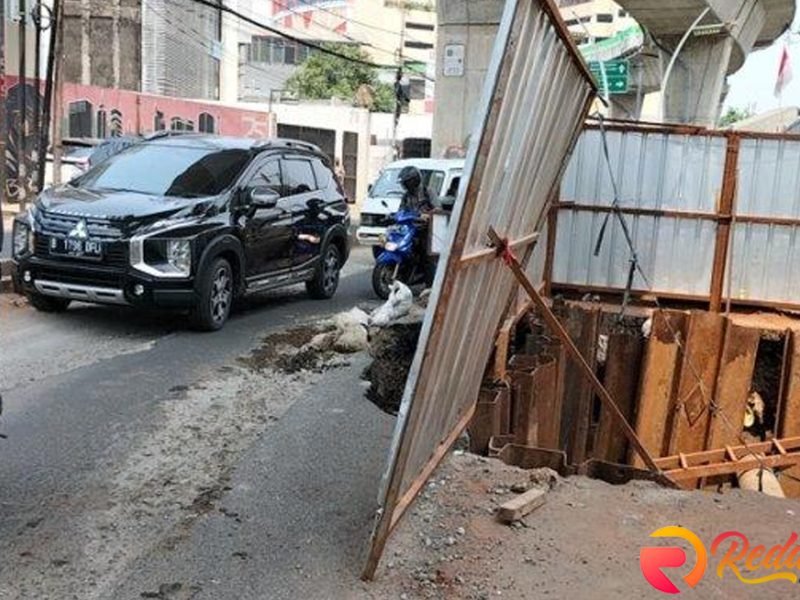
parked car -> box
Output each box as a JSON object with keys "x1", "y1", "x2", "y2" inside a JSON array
[
  {"x1": 12, "y1": 134, "x2": 350, "y2": 331},
  {"x1": 356, "y1": 158, "x2": 464, "y2": 252}
]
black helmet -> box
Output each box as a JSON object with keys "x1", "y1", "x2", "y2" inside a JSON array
[{"x1": 398, "y1": 166, "x2": 422, "y2": 193}]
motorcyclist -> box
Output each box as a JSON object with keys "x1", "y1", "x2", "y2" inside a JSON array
[{"x1": 398, "y1": 166, "x2": 434, "y2": 214}]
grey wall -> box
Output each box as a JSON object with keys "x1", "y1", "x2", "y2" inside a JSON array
[
  {"x1": 63, "y1": 0, "x2": 142, "y2": 91},
  {"x1": 431, "y1": 0, "x2": 504, "y2": 157}
]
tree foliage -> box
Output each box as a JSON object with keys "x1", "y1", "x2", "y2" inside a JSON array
[
  {"x1": 286, "y1": 43, "x2": 395, "y2": 113},
  {"x1": 718, "y1": 106, "x2": 754, "y2": 127}
]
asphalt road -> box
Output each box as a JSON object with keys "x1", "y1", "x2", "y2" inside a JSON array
[{"x1": 0, "y1": 247, "x2": 398, "y2": 599}]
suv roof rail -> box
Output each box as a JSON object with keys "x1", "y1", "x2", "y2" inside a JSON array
[
  {"x1": 144, "y1": 131, "x2": 194, "y2": 141},
  {"x1": 252, "y1": 138, "x2": 321, "y2": 154}
]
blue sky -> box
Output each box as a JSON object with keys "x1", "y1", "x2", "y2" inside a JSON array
[{"x1": 726, "y1": 12, "x2": 800, "y2": 112}]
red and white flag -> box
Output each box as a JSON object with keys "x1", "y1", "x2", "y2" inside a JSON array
[{"x1": 775, "y1": 45, "x2": 793, "y2": 98}]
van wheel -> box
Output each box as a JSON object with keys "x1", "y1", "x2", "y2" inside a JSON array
[
  {"x1": 307, "y1": 244, "x2": 341, "y2": 299},
  {"x1": 27, "y1": 292, "x2": 71, "y2": 313},
  {"x1": 190, "y1": 257, "x2": 233, "y2": 331}
]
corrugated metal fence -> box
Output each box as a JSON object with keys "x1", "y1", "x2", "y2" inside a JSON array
[
  {"x1": 550, "y1": 121, "x2": 800, "y2": 311},
  {"x1": 364, "y1": 0, "x2": 596, "y2": 579}
]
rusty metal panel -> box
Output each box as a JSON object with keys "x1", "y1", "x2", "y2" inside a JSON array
[
  {"x1": 632, "y1": 310, "x2": 687, "y2": 468},
  {"x1": 467, "y1": 387, "x2": 505, "y2": 455},
  {"x1": 779, "y1": 330, "x2": 800, "y2": 497},
  {"x1": 560, "y1": 306, "x2": 602, "y2": 463},
  {"x1": 595, "y1": 333, "x2": 644, "y2": 464},
  {"x1": 363, "y1": 0, "x2": 595, "y2": 578},
  {"x1": 706, "y1": 324, "x2": 760, "y2": 450},
  {"x1": 668, "y1": 311, "x2": 726, "y2": 457}
]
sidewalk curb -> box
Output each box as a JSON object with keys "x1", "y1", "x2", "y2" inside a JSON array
[{"x1": 1, "y1": 259, "x2": 14, "y2": 294}]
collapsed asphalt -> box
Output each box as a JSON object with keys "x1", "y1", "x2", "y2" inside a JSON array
[{"x1": 0, "y1": 247, "x2": 399, "y2": 599}]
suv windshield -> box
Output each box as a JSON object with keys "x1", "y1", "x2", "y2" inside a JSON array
[
  {"x1": 371, "y1": 168, "x2": 446, "y2": 199},
  {"x1": 73, "y1": 143, "x2": 251, "y2": 198}
]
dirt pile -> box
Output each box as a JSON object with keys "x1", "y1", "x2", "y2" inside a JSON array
[
  {"x1": 373, "y1": 451, "x2": 800, "y2": 599},
  {"x1": 363, "y1": 312, "x2": 425, "y2": 415}
]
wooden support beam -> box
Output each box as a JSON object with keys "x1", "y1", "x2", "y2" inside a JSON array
[
  {"x1": 709, "y1": 136, "x2": 740, "y2": 313},
  {"x1": 496, "y1": 488, "x2": 547, "y2": 523},
  {"x1": 459, "y1": 233, "x2": 538, "y2": 269},
  {"x1": 655, "y1": 436, "x2": 800, "y2": 484},
  {"x1": 487, "y1": 227, "x2": 663, "y2": 475}
]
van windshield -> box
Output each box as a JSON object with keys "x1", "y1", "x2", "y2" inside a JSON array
[{"x1": 371, "y1": 168, "x2": 446, "y2": 199}]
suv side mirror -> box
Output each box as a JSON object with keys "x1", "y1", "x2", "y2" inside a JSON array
[{"x1": 250, "y1": 187, "x2": 279, "y2": 209}]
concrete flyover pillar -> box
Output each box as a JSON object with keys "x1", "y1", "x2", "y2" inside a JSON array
[
  {"x1": 431, "y1": 0, "x2": 504, "y2": 158},
  {"x1": 661, "y1": 35, "x2": 735, "y2": 126}
]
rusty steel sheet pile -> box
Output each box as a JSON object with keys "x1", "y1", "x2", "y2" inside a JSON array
[{"x1": 363, "y1": 0, "x2": 596, "y2": 578}]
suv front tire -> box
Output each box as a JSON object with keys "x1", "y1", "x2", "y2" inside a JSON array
[
  {"x1": 27, "y1": 292, "x2": 71, "y2": 313},
  {"x1": 190, "y1": 257, "x2": 234, "y2": 331}
]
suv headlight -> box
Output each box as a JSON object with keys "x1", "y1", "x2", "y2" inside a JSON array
[
  {"x1": 130, "y1": 237, "x2": 192, "y2": 278},
  {"x1": 12, "y1": 220, "x2": 33, "y2": 258}
]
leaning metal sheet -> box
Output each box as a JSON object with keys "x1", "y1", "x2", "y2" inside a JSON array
[{"x1": 363, "y1": 0, "x2": 596, "y2": 578}]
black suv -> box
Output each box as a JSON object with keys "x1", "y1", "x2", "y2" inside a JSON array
[{"x1": 11, "y1": 134, "x2": 350, "y2": 330}]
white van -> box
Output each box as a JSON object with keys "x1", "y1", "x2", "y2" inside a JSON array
[{"x1": 356, "y1": 158, "x2": 464, "y2": 248}]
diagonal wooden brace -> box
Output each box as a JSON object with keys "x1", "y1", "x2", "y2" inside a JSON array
[{"x1": 487, "y1": 227, "x2": 666, "y2": 477}]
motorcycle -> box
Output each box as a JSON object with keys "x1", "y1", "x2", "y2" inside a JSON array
[{"x1": 371, "y1": 209, "x2": 436, "y2": 300}]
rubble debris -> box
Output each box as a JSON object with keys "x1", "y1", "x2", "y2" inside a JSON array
[
  {"x1": 241, "y1": 311, "x2": 371, "y2": 374},
  {"x1": 363, "y1": 315, "x2": 424, "y2": 415},
  {"x1": 363, "y1": 290, "x2": 429, "y2": 415},
  {"x1": 370, "y1": 281, "x2": 415, "y2": 327},
  {"x1": 738, "y1": 468, "x2": 785, "y2": 498}
]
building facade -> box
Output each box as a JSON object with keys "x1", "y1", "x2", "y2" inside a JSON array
[
  {"x1": 237, "y1": 0, "x2": 436, "y2": 114},
  {"x1": 558, "y1": 0, "x2": 635, "y2": 45}
]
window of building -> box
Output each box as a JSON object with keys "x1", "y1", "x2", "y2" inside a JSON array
[
  {"x1": 199, "y1": 112, "x2": 215, "y2": 134},
  {"x1": 68, "y1": 100, "x2": 93, "y2": 138},
  {"x1": 96, "y1": 109, "x2": 108, "y2": 139},
  {"x1": 246, "y1": 37, "x2": 320, "y2": 65},
  {"x1": 406, "y1": 21, "x2": 434, "y2": 31},
  {"x1": 404, "y1": 40, "x2": 434, "y2": 51},
  {"x1": 618, "y1": 9, "x2": 628, "y2": 17},
  {"x1": 408, "y1": 77, "x2": 426, "y2": 100},
  {"x1": 154, "y1": 110, "x2": 165, "y2": 132},
  {"x1": 596, "y1": 13, "x2": 614, "y2": 23}
]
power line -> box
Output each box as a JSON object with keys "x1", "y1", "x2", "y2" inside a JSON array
[
  {"x1": 291, "y1": 0, "x2": 433, "y2": 46},
  {"x1": 187, "y1": 0, "x2": 404, "y2": 71},
  {"x1": 269, "y1": 0, "x2": 375, "y2": 49}
]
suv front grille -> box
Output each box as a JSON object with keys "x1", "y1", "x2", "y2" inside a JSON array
[
  {"x1": 38, "y1": 211, "x2": 124, "y2": 240},
  {"x1": 34, "y1": 210, "x2": 129, "y2": 267},
  {"x1": 34, "y1": 234, "x2": 129, "y2": 267},
  {"x1": 360, "y1": 213, "x2": 392, "y2": 227}
]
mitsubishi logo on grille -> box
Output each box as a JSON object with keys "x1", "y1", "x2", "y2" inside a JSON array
[{"x1": 68, "y1": 219, "x2": 89, "y2": 240}]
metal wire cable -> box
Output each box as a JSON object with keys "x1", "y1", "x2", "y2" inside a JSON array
[{"x1": 592, "y1": 114, "x2": 775, "y2": 480}]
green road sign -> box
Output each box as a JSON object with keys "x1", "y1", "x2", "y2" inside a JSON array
[{"x1": 588, "y1": 59, "x2": 630, "y2": 95}]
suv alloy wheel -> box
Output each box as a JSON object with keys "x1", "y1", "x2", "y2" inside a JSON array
[{"x1": 190, "y1": 257, "x2": 233, "y2": 331}]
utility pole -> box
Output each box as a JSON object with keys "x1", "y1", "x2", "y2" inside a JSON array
[
  {"x1": 18, "y1": 0, "x2": 29, "y2": 209},
  {"x1": 391, "y1": 1, "x2": 408, "y2": 161},
  {"x1": 0, "y1": 0, "x2": 5, "y2": 249},
  {"x1": 38, "y1": 0, "x2": 57, "y2": 191},
  {"x1": 51, "y1": 0, "x2": 64, "y2": 185}
]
